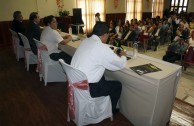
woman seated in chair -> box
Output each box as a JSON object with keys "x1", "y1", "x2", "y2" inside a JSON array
[
  {"x1": 163, "y1": 38, "x2": 188, "y2": 63},
  {"x1": 40, "y1": 15, "x2": 72, "y2": 64},
  {"x1": 107, "y1": 21, "x2": 117, "y2": 44}
]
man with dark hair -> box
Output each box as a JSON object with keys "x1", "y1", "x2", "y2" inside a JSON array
[
  {"x1": 40, "y1": 15, "x2": 72, "y2": 64},
  {"x1": 11, "y1": 11, "x2": 26, "y2": 46},
  {"x1": 71, "y1": 22, "x2": 127, "y2": 115},
  {"x1": 147, "y1": 21, "x2": 165, "y2": 51},
  {"x1": 163, "y1": 38, "x2": 188, "y2": 63},
  {"x1": 25, "y1": 12, "x2": 41, "y2": 55}
]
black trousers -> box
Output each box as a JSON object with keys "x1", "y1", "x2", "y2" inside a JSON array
[
  {"x1": 50, "y1": 51, "x2": 72, "y2": 64},
  {"x1": 89, "y1": 76, "x2": 122, "y2": 112},
  {"x1": 148, "y1": 36, "x2": 159, "y2": 48},
  {"x1": 163, "y1": 52, "x2": 181, "y2": 63}
]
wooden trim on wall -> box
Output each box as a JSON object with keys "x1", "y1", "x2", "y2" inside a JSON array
[
  {"x1": 142, "y1": 12, "x2": 152, "y2": 20},
  {"x1": 0, "y1": 21, "x2": 12, "y2": 47},
  {"x1": 106, "y1": 13, "x2": 126, "y2": 24},
  {"x1": 0, "y1": 20, "x2": 29, "y2": 48}
]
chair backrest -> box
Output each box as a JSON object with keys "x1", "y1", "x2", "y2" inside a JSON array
[
  {"x1": 33, "y1": 38, "x2": 51, "y2": 63},
  {"x1": 9, "y1": 29, "x2": 18, "y2": 38},
  {"x1": 33, "y1": 38, "x2": 43, "y2": 48},
  {"x1": 18, "y1": 33, "x2": 31, "y2": 49},
  {"x1": 59, "y1": 59, "x2": 88, "y2": 84},
  {"x1": 184, "y1": 46, "x2": 194, "y2": 64}
]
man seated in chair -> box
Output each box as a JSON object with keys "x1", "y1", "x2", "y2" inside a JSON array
[
  {"x1": 147, "y1": 21, "x2": 165, "y2": 51},
  {"x1": 163, "y1": 38, "x2": 188, "y2": 63},
  {"x1": 117, "y1": 24, "x2": 136, "y2": 46},
  {"x1": 71, "y1": 22, "x2": 127, "y2": 115},
  {"x1": 11, "y1": 11, "x2": 26, "y2": 46},
  {"x1": 25, "y1": 12, "x2": 42, "y2": 55}
]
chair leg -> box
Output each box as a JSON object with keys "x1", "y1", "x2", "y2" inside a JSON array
[
  {"x1": 67, "y1": 107, "x2": 70, "y2": 122},
  {"x1": 39, "y1": 74, "x2": 42, "y2": 81},
  {"x1": 17, "y1": 47, "x2": 20, "y2": 61},
  {"x1": 110, "y1": 116, "x2": 113, "y2": 121},
  {"x1": 144, "y1": 39, "x2": 148, "y2": 53},
  {"x1": 27, "y1": 56, "x2": 29, "y2": 71},
  {"x1": 44, "y1": 65, "x2": 48, "y2": 86}
]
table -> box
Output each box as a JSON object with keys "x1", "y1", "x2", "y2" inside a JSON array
[
  {"x1": 71, "y1": 24, "x2": 85, "y2": 35},
  {"x1": 59, "y1": 39, "x2": 182, "y2": 126}
]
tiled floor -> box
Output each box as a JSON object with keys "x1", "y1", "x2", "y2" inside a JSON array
[{"x1": 139, "y1": 44, "x2": 194, "y2": 105}]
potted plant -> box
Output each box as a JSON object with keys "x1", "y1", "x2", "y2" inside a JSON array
[{"x1": 59, "y1": 10, "x2": 70, "y2": 17}]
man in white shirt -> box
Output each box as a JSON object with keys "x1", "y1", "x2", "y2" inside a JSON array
[
  {"x1": 71, "y1": 22, "x2": 127, "y2": 115},
  {"x1": 40, "y1": 15, "x2": 72, "y2": 64}
]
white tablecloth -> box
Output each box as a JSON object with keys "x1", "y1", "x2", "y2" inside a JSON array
[{"x1": 59, "y1": 39, "x2": 182, "y2": 126}]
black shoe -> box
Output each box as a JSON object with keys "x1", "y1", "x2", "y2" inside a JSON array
[
  {"x1": 154, "y1": 46, "x2": 157, "y2": 51},
  {"x1": 113, "y1": 108, "x2": 120, "y2": 115},
  {"x1": 147, "y1": 47, "x2": 151, "y2": 50}
]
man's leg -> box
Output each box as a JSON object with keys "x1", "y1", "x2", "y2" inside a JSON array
[
  {"x1": 89, "y1": 76, "x2": 122, "y2": 114},
  {"x1": 50, "y1": 51, "x2": 72, "y2": 64}
]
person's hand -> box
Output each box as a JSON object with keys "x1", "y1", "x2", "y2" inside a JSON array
[
  {"x1": 114, "y1": 47, "x2": 119, "y2": 54},
  {"x1": 120, "y1": 50, "x2": 127, "y2": 57},
  {"x1": 61, "y1": 35, "x2": 72, "y2": 45},
  {"x1": 63, "y1": 35, "x2": 71, "y2": 39},
  {"x1": 114, "y1": 47, "x2": 127, "y2": 57}
]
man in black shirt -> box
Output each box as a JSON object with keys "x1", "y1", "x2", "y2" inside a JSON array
[{"x1": 11, "y1": 11, "x2": 26, "y2": 46}]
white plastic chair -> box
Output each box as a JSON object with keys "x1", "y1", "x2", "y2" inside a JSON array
[
  {"x1": 34, "y1": 38, "x2": 66, "y2": 86},
  {"x1": 9, "y1": 29, "x2": 24, "y2": 61},
  {"x1": 59, "y1": 59, "x2": 113, "y2": 126},
  {"x1": 18, "y1": 33, "x2": 37, "y2": 71}
]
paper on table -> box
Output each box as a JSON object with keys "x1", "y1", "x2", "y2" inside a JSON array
[{"x1": 130, "y1": 63, "x2": 162, "y2": 75}]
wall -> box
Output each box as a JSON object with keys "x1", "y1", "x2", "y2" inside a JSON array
[
  {"x1": 36, "y1": 0, "x2": 76, "y2": 18},
  {"x1": 163, "y1": 0, "x2": 170, "y2": 11},
  {"x1": 188, "y1": 1, "x2": 194, "y2": 12},
  {"x1": 1, "y1": 0, "x2": 194, "y2": 21},
  {"x1": 0, "y1": 0, "x2": 37, "y2": 21},
  {"x1": 106, "y1": 0, "x2": 125, "y2": 13},
  {"x1": 0, "y1": 0, "x2": 154, "y2": 21},
  {"x1": 142, "y1": 0, "x2": 152, "y2": 12},
  {"x1": 0, "y1": 0, "x2": 76, "y2": 21}
]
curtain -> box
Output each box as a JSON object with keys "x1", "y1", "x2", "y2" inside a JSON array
[
  {"x1": 76, "y1": 0, "x2": 106, "y2": 33},
  {"x1": 153, "y1": 0, "x2": 164, "y2": 18},
  {"x1": 126, "y1": 0, "x2": 142, "y2": 22}
]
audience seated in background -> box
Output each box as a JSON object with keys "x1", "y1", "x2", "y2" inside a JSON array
[
  {"x1": 107, "y1": 21, "x2": 116, "y2": 44},
  {"x1": 11, "y1": 11, "x2": 26, "y2": 46},
  {"x1": 174, "y1": 24, "x2": 190, "y2": 41},
  {"x1": 133, "y1": 23, "x2": 141, "y2": 41},
  {"x1": 40, "y1": 15, "x2": 72, "y2": 64},
  {"x1": 180, "y1": 17, "x2": 189, "y2": 30},
  {"x1": 115, "y1": 19, "x2": 124, "y2": 40},
  {"x1": 123, "y1": 20, "x2": 130, "y2": 33},
  {"x1": 118, "y1": 25, "x2": 136, "y2": 46},
  {"x1": 138, "y1": 21, "x2": 146, "y2": 33},
  {"x1": 147, "y1": 21, "x2": 165, "y2": 51},
  {"x1": 25, "y1": 12, "x2": 41, "y2": 55},
  {"x1": 163, "y1": 38, "x2": 188, "y2": 63}
]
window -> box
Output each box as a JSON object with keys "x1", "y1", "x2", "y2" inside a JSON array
[
  {"x1": 152, "y1": 0, "x2": 164, "y2": 18},
  {"x1": 170, "y1": 0, "x2": 189, "y2": 13},
  {"x1": 125, "y1": 0, "x2": 142, "y2": 21}
]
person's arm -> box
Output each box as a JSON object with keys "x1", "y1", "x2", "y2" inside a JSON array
[
  {"x1": 53, "y1": 30, "x2": 72, "y2": 45},
  {"x1": 100, "y1": 45, "x2": 127, "y2": 71},
  {"x1": 60, "y1": 35, "x2": 72, "y2": 45}
]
